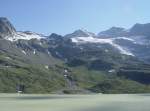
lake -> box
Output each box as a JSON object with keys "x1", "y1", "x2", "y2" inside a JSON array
[{"x1": 0, "y1": 94, "x2": 150, "y2": 111}]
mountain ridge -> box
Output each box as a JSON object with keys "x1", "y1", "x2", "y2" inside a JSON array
[{"x1": 1, "y1": 17, "x2": 150, "y2": 93}]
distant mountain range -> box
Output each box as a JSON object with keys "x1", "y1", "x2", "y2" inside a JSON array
[{"x1": 0, "y1": 17, "x2": 150, "y2": 94}]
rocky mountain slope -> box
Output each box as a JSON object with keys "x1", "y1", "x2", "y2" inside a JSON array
[
  {"x1": 0, "y1": 17, "x2": 150, "y2": 93},
  {"x1": 98, "y1": 23, "x2": 150, "y2": 62}
]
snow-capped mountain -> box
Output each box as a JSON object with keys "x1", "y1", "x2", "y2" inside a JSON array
[
  {"x1": 0, "y1": 17, "x2": 16, "y2": 38},
  {"x1": 1, "y1": 17, "x2": 150, "y2": 93},
  {"x1": 0, "y1": 17, "x2": 45, "y2": 41},
  {"x1": 5, "y1": 31, "x2": 45, "y2": 41},
  {"x1": 70, "y1": 36, "x2": 134, "y2": 56},
  {"x1": 98, "y1": 27, "x2": 128, "y2": 38},
  {"x1": 65, "y1": 29, "x2": 96, "y2": 38},
  {"x1": 1, "y1": 17, "x2": 150, "y2": 63},
  {"x1": 97, "y1": 23, "x2": 150, "y2": 62}
]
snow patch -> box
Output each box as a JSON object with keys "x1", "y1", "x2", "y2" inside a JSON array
[
  {"x1": 114, "y1": 37, "x2": 134, "y2": 41},
  {"x1": 55, "y1": 51, "x2": 62, "y2": 57},
  {"x1": 105, "y1": 49, "x2": 109, "y2": 52},
  {"x1": 80, "y1": 29, "x2": 94, "y2": 36},
  {"x1": 71, "y1": 37, "x2": 112, "y2": 44},
  {"x1": 5, "y1": 32, "x2": 44, "y2": 41},
  {"x1": 47, "y1": 51, "x2": 50, "y2": 55},
  {"x1": 80, "y1": 47, "x2": 84, "y2": 50},
  {"x1": 130, "y1": 36, "x2": 149, "y2": 45},
  {"x1": 33, "y1": 49, "x2": 36, "y2": 54},
  {"x1": 64, "y1": 69, "x2": 68, "y2": 73},
  {"x1": 21, "y1": 50, "x2": 27, "y2": 55},
  {"x1": 45, "y1": 65, "x2": 49, "y2": 69},
  {"x1": 38, "y1": 41, "x2": 42, "y2": 45},
  {"x1": 108, "y1": 69, "x2": 115, "y2": 73},
  {"x1": 5, "y1": 57, "x2": 11, "y2": 60},
  {"x1": 71, "y1": 36, "x2": 134, "y2": 56},
  {"x1": 110, "y1": 42, "x2": 134, "y2": 56},
  {"x1": 4, "y1": 65, "x2": 11, "y2": 68},
  {"x1": 64, "y1": 74, "x2": 68, "y2": 77}
]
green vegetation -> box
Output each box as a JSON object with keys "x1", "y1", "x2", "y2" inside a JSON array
[
  {"x1": 0, "y1": 66, "x2": 66, "y2": 93},
  {"x1": 1, "y1": 51, "x2": 150, "y2": 94},
  {"x1": 70, "y1": 66, "x2": 150, "y2": 93},
  {"x1": 89, "y1": 78, "x2": 150, "y2": 93}
]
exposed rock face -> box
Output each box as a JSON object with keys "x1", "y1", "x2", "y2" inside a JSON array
[
  {"x1": 129, "y1": 23, "x2": 150, "y2": 36},
  {"x1": 65, "y1": 29, "x2": 95, "y2": 38},
  {"x1": 0, "y1": 17, "x2": 16, "y2": 38},
  {"x1": 98, "y1": 27, "x2": 127, "y2": 38}
]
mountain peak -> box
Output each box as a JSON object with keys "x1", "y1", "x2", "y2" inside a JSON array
[
  {"x1": 109, "y1": 26, "x2": 125, "y2": 31},
  {"x1": 65, "y1": 29, "x2": 95, "y2": 38},
  {"x1": 0, "y1": 17, "x2": 16, "y2": 38},
  {"x1": 98, "y1": 27, "x2": 127, "y2": 38},
  {"x1": 48, "y1": 33, "x2": 62, "y2": 39},
  {"x1": 129, "y1": 23, "x2": 150, "y2": 36}
]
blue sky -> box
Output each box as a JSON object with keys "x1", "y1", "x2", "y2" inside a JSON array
[{"x1": 0, "y1": 0, "x2": 150, "y2": 35}]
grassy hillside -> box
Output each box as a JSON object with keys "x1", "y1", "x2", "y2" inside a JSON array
[{"x1": 1, "y1": 51, "x2": 150, "y2": 94}]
